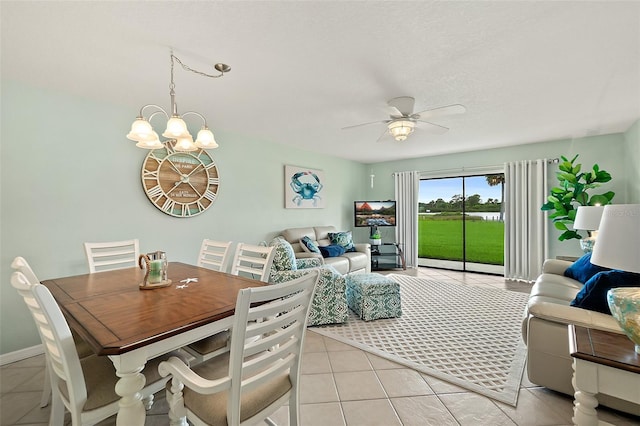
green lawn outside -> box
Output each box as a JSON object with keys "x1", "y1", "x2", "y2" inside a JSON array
[{"x1": 418, "y1": 216, "x2": 504, "y2": 265}]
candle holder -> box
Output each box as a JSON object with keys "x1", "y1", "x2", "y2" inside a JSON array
[{"x1": 139, "y1": 251, "x2": 172, "y2": 289}]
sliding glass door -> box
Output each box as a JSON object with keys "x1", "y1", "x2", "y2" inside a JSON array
[{"x1": 418, "y1": 173, "x2": 504, "y2": 274}]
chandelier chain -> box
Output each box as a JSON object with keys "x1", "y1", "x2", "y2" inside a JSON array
[{"x1": 171, "y1": 54, "x2": 226, "y2": 80}]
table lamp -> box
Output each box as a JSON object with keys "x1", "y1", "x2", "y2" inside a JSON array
[
  {"x1": 590, "y1": 204, "x2": 640, "y2": 353},
  {"x1": 572, "y1": 205, "x2": 605, "y2": 252}
]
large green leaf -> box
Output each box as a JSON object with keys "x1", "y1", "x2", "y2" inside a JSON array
[{"x1": 554, "y1": 222, "x2": 568, "y2": 231}]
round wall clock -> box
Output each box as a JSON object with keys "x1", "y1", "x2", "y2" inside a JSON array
[{"x1": 141, "y1": 141, "x2": 220, "y2": 217}]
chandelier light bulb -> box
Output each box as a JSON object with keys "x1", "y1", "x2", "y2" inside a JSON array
[
  {"x1": 174, "y1": 135, "x2": 198, "y2": 152},
  {"x1": 195, "y1": 128, "x2": 218, "y2": 149},
  {"x1": 135, "y1": 132, "x2": 164, "y2": 149},
  {"x1": 163, "y1": 116, "x2": 190, "y2": 139},
  {"x1": 126, "y1": 118, "x2": 154, "y2": 141}
]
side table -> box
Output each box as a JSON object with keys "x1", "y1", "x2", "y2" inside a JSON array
[{"x1": 568, "y1": 325, "x2": 640, "y2": 426}]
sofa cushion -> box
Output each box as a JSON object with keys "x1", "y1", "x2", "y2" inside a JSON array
[
  {"x1": 269, "y1": 237, "x2": 297, "y2": 271},
  {"x1": 299, "y1": 236, "x2": 320, "y2": 254},
  {"x1": 319, "y1": 244, "x2": 346, "y2": 258},
  {"x1": 328, "y1": 231, "x2": 355, "y2": 252},
  {"x1": 564, "y1": 252, "x2": 610, "y2": 284},
  {"x1": 570, "y1": 270, "x2": 640, "y2": 314}
]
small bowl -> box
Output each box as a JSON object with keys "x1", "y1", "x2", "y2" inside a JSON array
[{"x1": 607, "y1": 287, "x2": 640, "y2": 354}]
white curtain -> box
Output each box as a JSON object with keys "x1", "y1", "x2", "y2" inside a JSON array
[
  {"x1": 394, "y1": 171, "x2": 419, "y2": 268},
  {"x1": 504, "y1": 159, "x2": 549, "y2": 281}
]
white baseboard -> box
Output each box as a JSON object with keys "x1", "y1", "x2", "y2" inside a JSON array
[{"x1": 0, "y1": 344, "x2": 44, "y2": 366}]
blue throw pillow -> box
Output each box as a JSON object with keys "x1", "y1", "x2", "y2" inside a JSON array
[
  {"x1": 299, "y1": 236, "x2": 320, "y2": 254},
  {"x1": 328, "y1": 231, "x2": 355, "y2": 252},
  {"x1": 564, "y1": 252, "x2": 610, "y2": 284},
  {"x1": 570, "y1": 270, "x2": 640, "y2": 314},
  {"x1": 319, "y1": 244, "x2": 346, "y2": 258}
]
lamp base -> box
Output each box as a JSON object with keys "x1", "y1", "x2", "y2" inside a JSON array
[{"x1": 579, "y1": 237, "x2": 596, "y2": 253}]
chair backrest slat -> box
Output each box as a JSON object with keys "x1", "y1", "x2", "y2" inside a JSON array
[
  {"x1": 83, "y1": 239, "x2": 139, "y2": 273},
  {"x1": 229, "y1": 243, "x2": 275, "y2": 282},
  {"x1": 197, "y1": 239, "x2": 233, "y2": 272}
]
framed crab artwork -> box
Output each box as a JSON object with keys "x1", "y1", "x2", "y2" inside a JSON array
[{"x1": 284, "y1": 165, "x2": 325, "y2": 208}]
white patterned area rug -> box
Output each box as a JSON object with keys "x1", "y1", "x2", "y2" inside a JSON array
[{"x1": 312, "y1": 274, "x2": 529, "y2": 406}]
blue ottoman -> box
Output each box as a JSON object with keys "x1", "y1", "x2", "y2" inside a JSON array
[{"x1": 345, "y1": 273, "x2": 402, "y2": 321}]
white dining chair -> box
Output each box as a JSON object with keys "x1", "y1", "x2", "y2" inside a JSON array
[
  {"x1": 229, "y1": 243, "x2": 276, "y2": 282},
  {"x1": 159, "y1": 270, "x2": 319, "y2": 426},
  {"x1": 10, "y1": 256, "x2": 94, "y2": 408},
  {"x1": 197, "y1": 239, "x2": 233, "y2": 272},
  {"x1": 10, "y1": 270, "x2": 183, "y2": 426},
  {"x1": 83, "y1": 239, "x2": 140, "y2": 273},
  {"x1": 185, "y1": 243, "x2": 276, "y2": 364}
]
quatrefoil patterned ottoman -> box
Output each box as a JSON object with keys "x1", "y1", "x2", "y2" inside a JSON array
[{"x1": 346, "y1": 273, "x2": 402, "y2": 321}]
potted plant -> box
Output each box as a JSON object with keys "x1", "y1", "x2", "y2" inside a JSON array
[
  {"x1": 369, "y1": 229, "x2": 382, "y2": 246},
  {"x1": 541, "y1": 154, "x2": 615, "y2": 241}
]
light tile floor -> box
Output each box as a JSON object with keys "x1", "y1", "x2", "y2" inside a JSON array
[{"x1": 2, "y1": 267, "x2": 639, "y2": 425}]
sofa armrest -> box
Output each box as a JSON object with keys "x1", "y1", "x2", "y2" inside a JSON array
[
  {"x1": 354, "y1": 243, "x2": 371, "y2": 254},
  {"x1": 542, "y1": 259, "x2": 573, "y2": 275},
  {"x1": 526, "y1": 296, "x2": 623, "y2": 334}
]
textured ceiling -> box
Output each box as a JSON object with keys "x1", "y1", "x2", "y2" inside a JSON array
[{"x1": 2, "y1": 1, "x2": 639, "y2": 163}]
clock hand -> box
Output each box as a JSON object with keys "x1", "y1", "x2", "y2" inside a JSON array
[
  {"x1": 186, "y1": 182, "x2": 203, "y2": 198},
  {"x1": 166, "y1": 159, "x2": 184, "y2": 176}
]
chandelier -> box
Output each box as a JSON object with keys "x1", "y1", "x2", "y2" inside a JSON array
[
  {"x1": 126, "y1": 51, "x2": 230, "y2": 151},
  {"x1": 387, "y1": 120, "x2": 415, "y2": 141}
]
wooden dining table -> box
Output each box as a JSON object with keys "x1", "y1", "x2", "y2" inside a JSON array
[{"x1": 41, "y1": 262, "x2": 267, "y2": 426}]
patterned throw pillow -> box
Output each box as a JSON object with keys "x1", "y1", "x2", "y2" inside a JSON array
[
  {"x1": 299, "y1": 236, "x2": 320, "y2": 254},
  {"x1": 328, "y1": 231, "x2": 355, "y2": 252},
  {"x1": 269, "y1": 237, "x2": 297, "y2": 272}
]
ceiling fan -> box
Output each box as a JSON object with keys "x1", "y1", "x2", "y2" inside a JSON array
[{"x1": 343, "y1": 96, "x2": 466, "y2": 142}]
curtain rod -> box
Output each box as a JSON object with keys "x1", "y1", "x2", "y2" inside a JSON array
[{"x1": 392, "y1": 158, "x2": 560, "y2": 176}]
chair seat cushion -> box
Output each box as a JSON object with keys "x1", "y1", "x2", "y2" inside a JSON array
[
  {"x1": 184, "y1": 352, "x2": 292, "y2": 425},
  {"x1": 61, "y1": 351, "x2": 177, "y2": 411}
]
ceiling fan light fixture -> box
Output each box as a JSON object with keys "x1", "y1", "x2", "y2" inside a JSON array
[{"x1": 388, "y1": 120, "x2": 415, "y2": 141}]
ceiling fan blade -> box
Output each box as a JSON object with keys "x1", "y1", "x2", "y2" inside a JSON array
[
  {"x1": 376, "y1": 127, "x2": 394, "y2": 143},
  {"x1": 342, "y1": 120, "x2": 389, "y2": 130},
  {"x1": 415, "y1": 120, "x2": 450, "y2": 135},
  {"x1": 412, "y1": 104, "x2": 466, "y2": 120},
  {"x1": 388, "y1": 96, "x2": 415, "y2": 116}
]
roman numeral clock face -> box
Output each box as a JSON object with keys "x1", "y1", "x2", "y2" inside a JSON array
[{"x1": 141, "y1": 141, "x2": 220, "y2": 217}]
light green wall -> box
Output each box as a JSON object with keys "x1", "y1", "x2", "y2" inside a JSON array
[
  {"x1": 362, "y1": 131, "x2": 635, "y2": 259},
  {"x1": 2, "y1": 79, "x2": 637, "y2": 356},
  {"x1": 0, "y1": 81, "x2": 366, "y2": 355},
  {"x1": 624, "y1": 120, "x2": 640, "y2": 203}
]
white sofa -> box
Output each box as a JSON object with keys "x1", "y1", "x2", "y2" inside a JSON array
[
  {"x1": 522, "y1": 259, "x2": 639, "y2": 415},
  {"x1": 280, "y1": 226, "x2": 371, "y2": 275}
]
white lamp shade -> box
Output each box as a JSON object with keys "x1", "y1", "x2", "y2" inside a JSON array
[
  {"x1": 195, "y1": 128, "x2": 218, "y2": 149},
  {"x1": 126, "y1": 118, "x2": 154, "y2": 141},
  {"x1": 573, "y1": 205, "x2": 605, "y2": 230},
  {"x1": 173, "y1": 135, "x2": 198, "y2": 152},
  {"x1": 162, "y1": 116, "x2": 190, "y2": 139},
  {"x1": 135, "y1": 132, "x2": 163, "y2": 149},
  {"x1": 590, "y1": 204, "x2": 640, "y2": 273},
  {"x1": 388, "y1": 120, "x2": 415, "y2": 141}
]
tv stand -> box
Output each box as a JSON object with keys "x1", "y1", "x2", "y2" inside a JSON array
[{"x1": 371, "y1": 243, "x2": 406, "y2": 271}]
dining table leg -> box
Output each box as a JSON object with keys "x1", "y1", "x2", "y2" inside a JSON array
[{"x1": 110, "y1": 353, "x2": 147, "y2": 426}]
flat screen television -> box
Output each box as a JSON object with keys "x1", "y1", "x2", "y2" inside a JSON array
[{"x1": 354, "y1": 201, "x2": 397, "y2": 227}]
